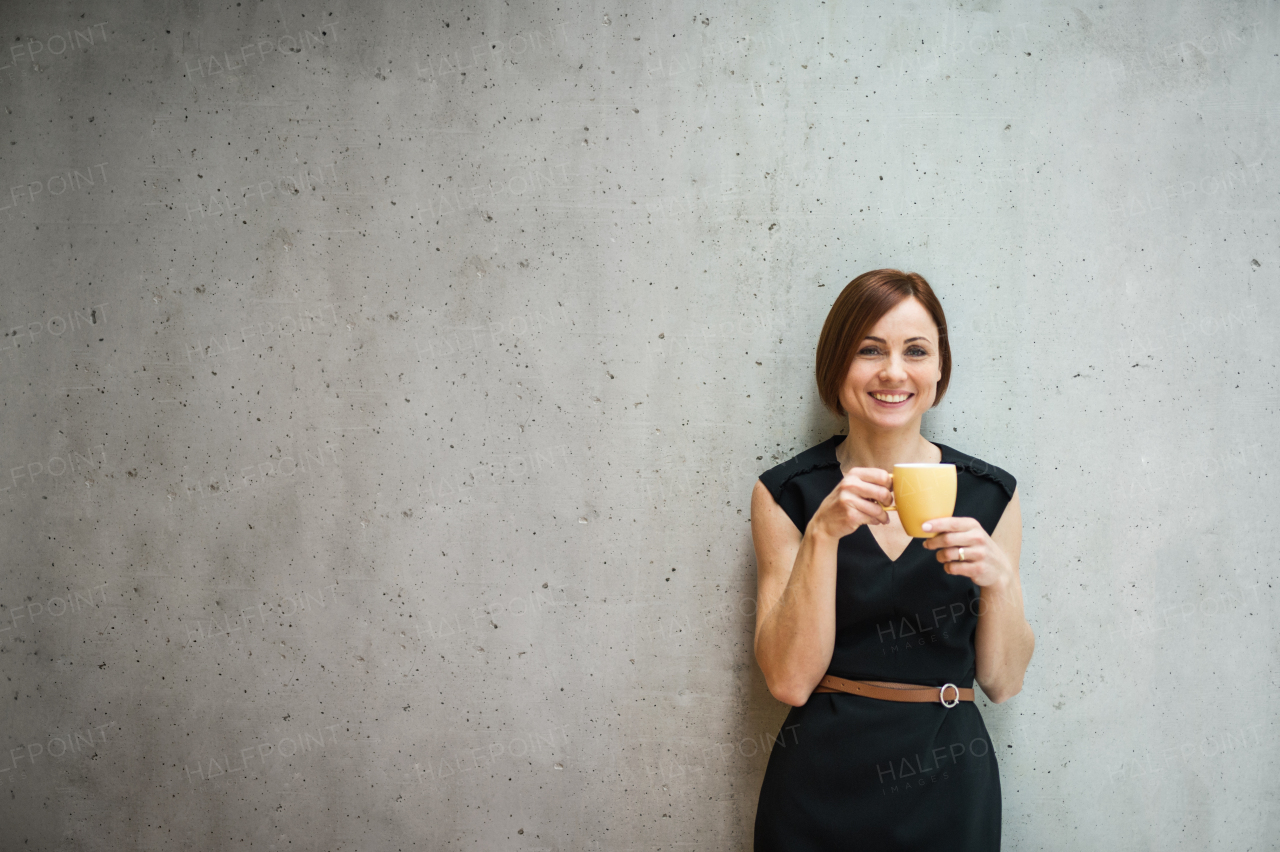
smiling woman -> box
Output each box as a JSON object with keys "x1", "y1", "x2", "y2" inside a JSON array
[
  {"x1": 815, "y1": 269, "x2": 951, "y2": 418},
  {"x1": 751, "y1": 269, "x2": 1034, "y2": 851}
]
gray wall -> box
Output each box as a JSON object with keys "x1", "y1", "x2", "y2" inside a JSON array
[{"x1": 1, "y1": 0, "x2": 1275, "y2": 848}]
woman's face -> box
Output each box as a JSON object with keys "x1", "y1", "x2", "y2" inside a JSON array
[{"x1": 839, "y1": 297, "x2": 943, "y2": 429}]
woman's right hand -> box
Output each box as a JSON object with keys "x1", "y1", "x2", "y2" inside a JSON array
[{"x1": 807, "y1": 468, "x2": 895, "y2": 541}]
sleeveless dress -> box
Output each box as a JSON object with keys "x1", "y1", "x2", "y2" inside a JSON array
[{"x1": 753, "y1": 434, "x2": 1017, "y2": 852}]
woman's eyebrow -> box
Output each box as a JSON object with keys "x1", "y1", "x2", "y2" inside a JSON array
[{"x1": 862, "y1": 336, "x2": 933, "y2": 344}]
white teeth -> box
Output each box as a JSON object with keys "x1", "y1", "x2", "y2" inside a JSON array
[{"x1": 871, "y1": 392, "x2": 910, "y2": 403}]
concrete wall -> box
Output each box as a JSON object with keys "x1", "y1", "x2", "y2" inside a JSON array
[{"x1": 0, "y1": 0, "x2": 1275, "y2": 848}]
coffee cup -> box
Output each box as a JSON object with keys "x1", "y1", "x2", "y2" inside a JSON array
[{"x1": 883, "y1": 463, "x2": 956, "y2": 538}]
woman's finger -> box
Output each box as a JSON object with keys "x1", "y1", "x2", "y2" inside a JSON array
[
  {"x1": 944, "y1": 559, "x2": 978, "y2": 577},
  {"x1": 843, "y1": 477, "x2": 893, "y2": 509},
  {"x1": 921, "y1": 516, "x2": 978, "y2": 534},
  {"x1": 943, "y1": 549, "x2": 975, "y2": 567},
  {"x1": 839, "y1": 492, "x2": 886, "y2": 525},
  {"x1": 925, "y1": 531, "x2": 972, "y2": 550},
  {"x1": 924, "y1": 520, "x2": 985, "y2": 549},
  {"x1": 854, "y1": 495, "x2": 891, "y2": 524}
]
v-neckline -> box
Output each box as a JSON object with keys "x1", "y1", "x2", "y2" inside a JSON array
[
  {"x1": 863, "y1": 525, "x2": 916, "y2": 564},
  {"x1": 827, "y1": 433, "x2": 947, "y2": 564}
]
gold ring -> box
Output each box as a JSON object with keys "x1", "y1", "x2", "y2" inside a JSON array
[{"x1": 958, "y1": 547, "x2": 965, "y2": 562}]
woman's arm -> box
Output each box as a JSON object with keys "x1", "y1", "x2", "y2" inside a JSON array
[
  {"x1": 751, "y1": 481, "x2": 837, "y2": 706},
  {"x1": 752, "y1": 470, "x2": 893, "y2": 706},
  {"x1": 922, "y1": 487, "x2": 1035, "y2": 703}
]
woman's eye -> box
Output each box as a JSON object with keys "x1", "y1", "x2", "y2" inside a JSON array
[
  {"x1": 908, "y1": 347, "x2": 928, "y2": 357},
  {"x1": 859, "y1": 347, "x2": 880, "y2": 356}
]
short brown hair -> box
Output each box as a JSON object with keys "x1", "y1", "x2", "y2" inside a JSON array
[{"x1": 815, "y1": 269, "x2": 951, "y2": 417}]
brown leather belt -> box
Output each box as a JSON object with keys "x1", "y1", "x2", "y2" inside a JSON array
[{"x1": 812, "y1": 674, "x2": 974, "y2": 707}]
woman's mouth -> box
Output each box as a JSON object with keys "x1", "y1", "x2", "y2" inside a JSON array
[{"x1": 868, "y1": 391, "x2": 913, "y2": 407}]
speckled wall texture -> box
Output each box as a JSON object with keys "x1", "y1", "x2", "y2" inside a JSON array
[{"x1": 0, "y1": 0, "x2": 1276, "y2": 849}]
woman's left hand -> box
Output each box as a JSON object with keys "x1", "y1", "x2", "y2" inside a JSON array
[{"x1": 920, "y1": 517, "x2": 1013, "y2": 590}]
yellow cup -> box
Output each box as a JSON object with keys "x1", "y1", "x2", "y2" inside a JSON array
[{"x1": 885, "y1": 463, "x2": 956, "y2": 538}]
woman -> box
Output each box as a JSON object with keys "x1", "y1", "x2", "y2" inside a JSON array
[{"x1": 751, "y1": 269, "x2": 1034, "y2": 851}]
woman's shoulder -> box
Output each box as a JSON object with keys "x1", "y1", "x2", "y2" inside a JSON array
[
  {"x1": 755, "y1": 435, "x2": 1018, "y2": 501},
  {"x1": 933, "y1": 441, "x2": 1018, "y2": 500},
  {"x1": 757, "y1": 435, "x2": 843, "y2": 499}
]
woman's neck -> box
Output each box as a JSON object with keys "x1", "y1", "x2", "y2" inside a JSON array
[{"x1": 835, "y1": 423, "x2": 939, "y2": 473}]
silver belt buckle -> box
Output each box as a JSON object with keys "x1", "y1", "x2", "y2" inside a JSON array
[{"x1": 939, "y1": 683, "x2": 960, "y2": 708}]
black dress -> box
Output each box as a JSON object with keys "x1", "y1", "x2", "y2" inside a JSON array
[{"x1": 753, "y1": 434, "x2": 1017, "y2": 852}]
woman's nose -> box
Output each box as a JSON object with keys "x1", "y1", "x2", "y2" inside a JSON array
[{"x1": 879, "y1": 354, "x2": 908, "y2": 378}]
